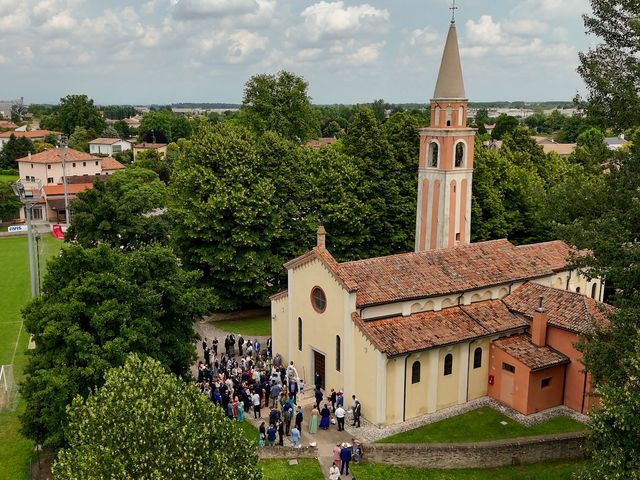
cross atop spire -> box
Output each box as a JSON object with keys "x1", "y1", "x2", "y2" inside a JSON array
[{"x1": 450, "y1": 0, "x2": 458, "y2": 23}]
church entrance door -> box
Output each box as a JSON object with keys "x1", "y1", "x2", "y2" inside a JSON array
[{"x1": 313, "y1": 350, "x2": 325, "y2": 390}]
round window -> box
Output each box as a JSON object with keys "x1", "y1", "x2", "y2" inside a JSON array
[{"x1": 311, "y1": 287, "x2": 327, "y2": 313}]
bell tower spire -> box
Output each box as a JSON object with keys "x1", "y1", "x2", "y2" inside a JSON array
[{"x1": 415, "y1": 11, "x2": 476, "y2": 252}]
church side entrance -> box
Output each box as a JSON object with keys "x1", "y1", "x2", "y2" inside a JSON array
[{"x1": 312, "y1": 350, "x2": 325, "y2": 390}]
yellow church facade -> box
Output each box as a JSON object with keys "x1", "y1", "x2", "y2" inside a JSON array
[{"x1": 271, "y1": 234, "x2": 602, "y2": 425}]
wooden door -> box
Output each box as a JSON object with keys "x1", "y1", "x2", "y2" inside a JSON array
[
  {"x1": 501, "y1": 373, "x2": 514, "y2": 406},
  {"x1": 313, "y1": 350, "x2": 325, "y2": 389}
]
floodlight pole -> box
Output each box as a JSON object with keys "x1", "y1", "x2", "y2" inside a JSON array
[
  {"x1": 25, "y1": 204, "x2": 36, "y2": 298},
  {"x1": 60, "y1": 135, "x2": 70, "y2": 225},
  {"x1": 12, "y1": 180, "x2": 40, "y2": 298}
]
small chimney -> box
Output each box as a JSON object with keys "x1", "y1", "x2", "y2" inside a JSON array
[
  {"x1": 316, "y1": 225, "x2": 327, "y2": 249},
  {"x1": 28, "y1": 151, "x2": 32, "y2": 161},
  {"x1": 531, "y1": 295, "x2": 548, "y2": 347}
]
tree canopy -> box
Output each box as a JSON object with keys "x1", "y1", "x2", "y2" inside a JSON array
[
  {"x1": 553, "y1": 131, "x2": 640, "y2": 478},
  {"x1": 53, "y1": 354, "x2": 261, "y2": 480},
  {"x1": 138, "y1": 110, "x2": 192, "y2": 143},
  {"x1": 57, "y1": 94, "x2": 106, "y2": 136},
  {"x1": 578, "y1": 1, "x2": 640, "y2": 130},
  {"x1": 66, "y1": 167, "x2": 170, "y2": 250},
  {"x1": 0, "y1": 134, "x2": 35, "y2": 169},
  {"x1": 240, "y1": 70, "x2": 317, "y2": 142},
  {"x1": 20, "y1": 245, "x2": 211, "y2": 447}
]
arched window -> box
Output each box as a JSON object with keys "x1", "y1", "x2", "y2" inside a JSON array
[
  {"x1": 444, "y1": 353, "x2": 453, "y2": 376},
  {"x1": 576, "y1": 286, "x2": 581, "y2": 294},
  {"x1": 446, "y1": 107, "x2": 452, "y2": 127},
  {"x1": 434, "y1": 106, "x2": 441, "y2": 126},
  {"x1": 473, "y1": 347, "x2": 482, "y2": 369},
  {"x1": 458, "y1": 106, "x2": 464, "y2": 126},
  {"x1": 411, "y1": 361, "x2": 421, "y2": 384},
  {"x1": 298, "y1": 317, "x2": 302, "y2": 351},
  {"x1": 336, "y1": 335, "x2": 341, "y2": 372},
  {"x1": 591, "y1": 283, "x2": 597, "y2": 299},
  {"x1": 455, "y1": 142, "x2": 465, "y2": 168},
  {"x1": 429, "y1": 142, "x2": 439, "y2": 168}
]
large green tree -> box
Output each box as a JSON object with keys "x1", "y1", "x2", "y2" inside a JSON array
[
  {"x1": 53, "y1": 354, "x2": 261, "y2": 480},
  {"x1": 0, "y1": 181, "x2": 21, "y2": 220},
  {"x1": 138, "y1": 110, "x2": 191, "y2": 143},
  {"x1": 0, "y1": 134, "x2": 35, "y2": 169},
  {"x1": 240, "y1": 70, "x2": 317, "y2": 142},
  {"x1": 56, "y1": 94, "x2": 106, "y2": 136},
  {"x1": 578, "y1": 1, "x2": 640, "y2": 130},
  {"x1": 66, "y1": 168, "x2": 170, "y2": 250},
  {"x1": 554, "y1": 131, "x2": 640, "y2": 478},
  {"x1": 171, "y1": 124, "x2": 281, "y2": 309},
  {"x1": 20, "y1": 245, "x2": 211, "y2": 447},
  {"x1": 341, "y1": 107, "x2": 410, "y2": 257}
]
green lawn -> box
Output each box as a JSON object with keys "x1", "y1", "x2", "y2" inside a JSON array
[
  {"x1": 237, "y1": 418, "x2": 259, "y2": 443},
  {"x1": 0, "y1": 174, "x2": 18, "y2": 184},
  {"x1": 213, "y1": 316, "x2": 271, "y2": 336},
  {"x1": 351, "y1": 460, "x2": 586, "y2": 479},
  {"x1": 378, "y1": 407, "x2": 587, "y2": 443},
  {"x1": 0, "y1": 235, "x2": 63, "y2": 480},
  {"x1": 260, "y1": 459, "x2": 324, "y2": 480}
]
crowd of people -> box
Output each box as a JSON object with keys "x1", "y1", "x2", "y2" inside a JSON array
[{"x1": 194, "y1": 333, "x2": 364, "y2": 477}]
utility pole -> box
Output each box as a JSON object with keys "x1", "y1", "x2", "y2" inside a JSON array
[{"x1": 60, "y1": 135, "x2": 70, "y2": 225}]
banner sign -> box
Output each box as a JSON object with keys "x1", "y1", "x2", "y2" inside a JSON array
[{"x1": 8, "y1": 225, "x2": 28, "y2": 233}]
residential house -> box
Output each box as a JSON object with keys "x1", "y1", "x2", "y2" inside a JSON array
[
  {"x1": 89, "y1": 138, "x2": 132, "y2": 157},
  {"x1": 133, "y1": 142, "x2": 167, "y2": 161}
]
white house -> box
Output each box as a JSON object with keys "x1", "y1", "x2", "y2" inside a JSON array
[{"x1": 89, "y1": 138, "x2": 132, "y2": 156}]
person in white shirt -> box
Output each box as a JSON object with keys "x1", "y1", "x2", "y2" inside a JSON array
[
  {"x1": 252, "y1": 391, "x2": 261, "y2": 419},
  {"x1": 334, "y1": 405, "x2": 346, "y2": 431},
  {"x1": 329, "y1": 462, "x2": 340, "y2": 480}
]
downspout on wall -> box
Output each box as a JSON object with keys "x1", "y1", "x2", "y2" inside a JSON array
[{"x1": 402, "y1": 354, "x2": 409, "y2": 422}]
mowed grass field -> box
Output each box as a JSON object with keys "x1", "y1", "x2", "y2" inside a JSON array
[{"x1": 0, "y1": 234, "x2": 63, "y2": 479}]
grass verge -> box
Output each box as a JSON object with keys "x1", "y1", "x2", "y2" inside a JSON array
[
  {"x1": 213, "y1": 316, "x2": 271, "y2": 337},
  {"x1": 350, "y1": 460, "x2": 586, "y2": 479},
  {"x1": 260, "y1": 459, "x2": 324, "y2": 480},
  {"x1": 377, "y1": 407, "x2": 587, "y2": 444}
]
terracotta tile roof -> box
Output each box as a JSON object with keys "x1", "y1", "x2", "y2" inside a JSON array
[
  {"x1": 270, "y1": 290, "x2": 288, "y2": 302},
  {"x1": 0, "y1": 129, "x2": 60, "y2": 139},
  {"x1": 16, "y1": 148, "x2": 99, "y2": 164},
  {"x1": 0, "y1": 120, "x2": 19, "y2": 130},
  {"x1": 353, "y1": 300, "x2": 526, "y2": 356},
  {"x1": 43, "y1": 183, "x2": 93, "y2": 196},
  {"x1": 542, "y1": 143, "x2": 576, "y2": 156},
  {"x1": 89, "y1": 137, "x2": 123, "y2": 145},
  {"x1": 285, "y1": 247, "x2": 358, "y2": 292},
  {"x1": 515, "y1": 241, "x2": 572, "y2": 273},
  {"x1": 504, "y1": 282, "x2": 611, "y2": 335},
  {"x1": 305, "y1": 137, "x2": 337, "y2": 148},
  {"x1": 492, "y1": 334, "x2": 570, "y2": 371},
  {"x1": 134, "y1": 142, "x2": 167, "y2": 149},
  {"x1": 101, "y1": 157, "x2": 125, "y2": 171},
  {"x1": 338, "y1": 239, "x2": 570, "y2": 307}
]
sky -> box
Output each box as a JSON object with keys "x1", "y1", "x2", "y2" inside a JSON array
[{"x1": 0, "y1": 0, "x2": 596, "y2": 105}]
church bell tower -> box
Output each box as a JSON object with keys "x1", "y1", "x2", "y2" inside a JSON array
[{"x1": 415, "y1": 15, "x2": 475, "y2": 252}]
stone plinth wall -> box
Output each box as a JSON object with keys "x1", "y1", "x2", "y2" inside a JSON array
[
  {"x1": 365, "y1": 432, "x2": 587, "y2": 469},
  {"x1": 258, "y1": 446, "x2": 318, "y2": 460}
]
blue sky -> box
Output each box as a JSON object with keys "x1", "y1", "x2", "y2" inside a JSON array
[{"x1": 0, "y1": 0, "x2": 594, "y2": 105}]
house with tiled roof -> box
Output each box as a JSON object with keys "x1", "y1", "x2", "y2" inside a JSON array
[
  {"x1": 89, "y1": 137, "x2": 132, "y2": 157},
  {"x1": 15, "y1": 148, "x2": 125, "y2": 222},
  {"x1": 0, "y1": 130, "x2": 61, "y2": 151},
  {"x1": 271, "y1": 16, "x2": 608, "y2": 425}
]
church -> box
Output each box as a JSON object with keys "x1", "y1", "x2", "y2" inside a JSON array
[{"x1": 271, "y1": 16, "x2": 607, "y2": 425}]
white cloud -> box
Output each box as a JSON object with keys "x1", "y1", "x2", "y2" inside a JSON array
[
  {"x1": 511, "y1": 0, "x2": 590, "y2": 20},
  {"x1": 503, "y1": 19, "x2": 548, "y2": 36},
  {"x1": 291, "y1": 1, "x2": 389, "y2": 43},
  {"x1": 465, "y1": 15, "x2": 503, "y2": 45},
  {"x1": 42, "y1": 12, "x2": 76, "y2": 31},
  {"x1": 173, "y1": 0, "x2": 259, "y2": 20}
]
